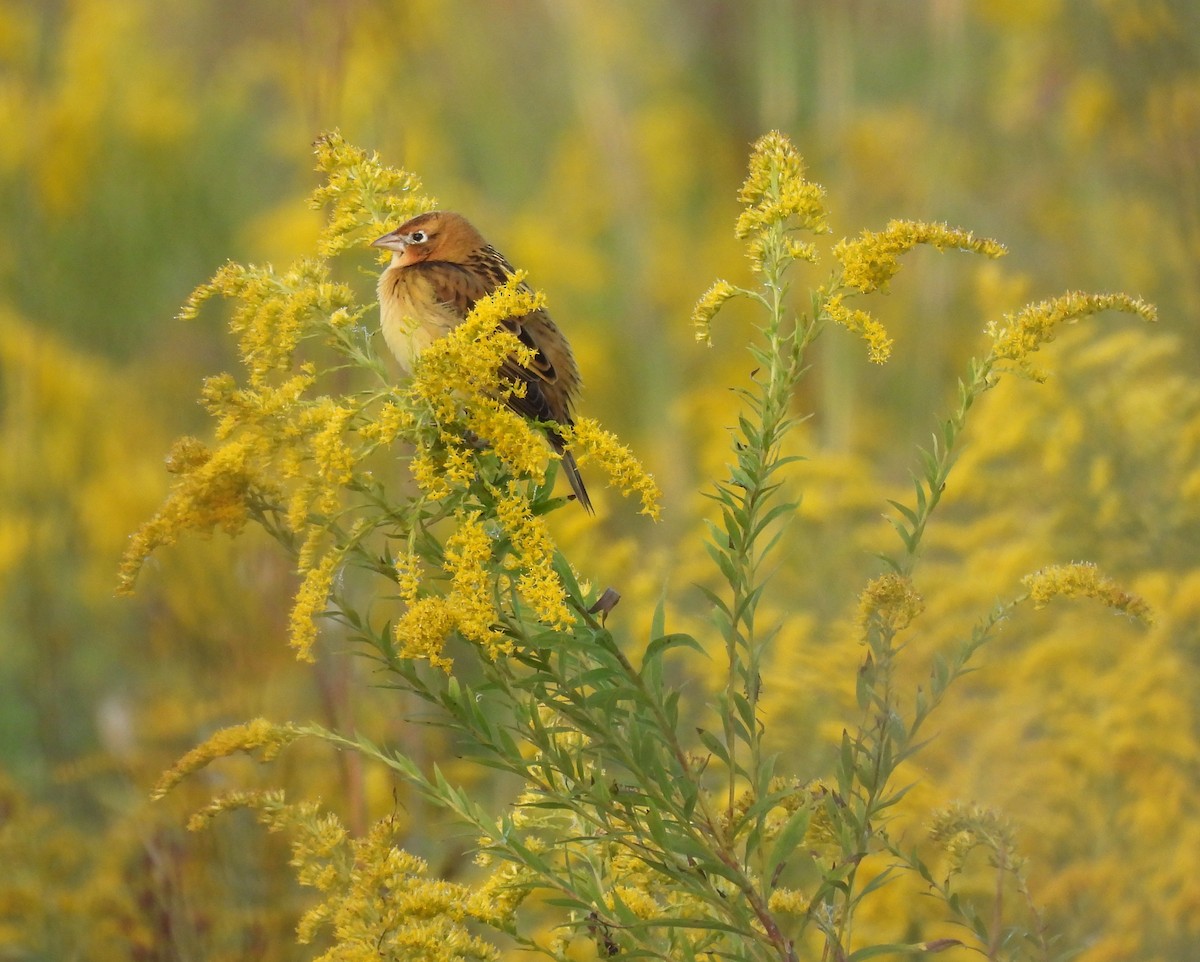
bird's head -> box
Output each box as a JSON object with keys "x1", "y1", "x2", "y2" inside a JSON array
[{"x1": 371, "y1": 211, "x2": 486, "y2": 268}]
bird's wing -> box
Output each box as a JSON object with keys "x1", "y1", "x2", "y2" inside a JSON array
[{"x1": 417, "y1": 249, "x2": 577, "y2": 426}]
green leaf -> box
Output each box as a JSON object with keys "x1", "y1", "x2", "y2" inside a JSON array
[
  {"x1": 847, "y1": 942, "x2": 946, "y2": 961},
  {"x1": 650, "y1": 591, "x2": 667, "y2": 641},
  {"x1": 918, "y1": 445, "x2": 939, "y2": 482},
  {"x1": 766, "y1": 806, "x2": 812, "y2": 884},
  {"x1": 912, "y1": 475, "x2": 927, "y2": 514},
  {"x1": 855, "y1": 658, "x2": 874, "y2": 711},
  {"x1": 550, "y1": 549, "x2": 582, "y2": 600},
  {"x1": 696, "y1": 728, "x2": 730, "y2": 765},
  {"x1": 887, "y1": 499, "x2": 919, "y2": 529},
  {"x1": 931, "y1": 652, "x2": 950, "y2": 697},
  {"x1": 837, "y1": 730, "x2": 855, "y2": 798},
  {"x1": 704, "y1": 540, "x2": 739, "y2": 583},
  {"x1": 732, "y1": 690, "x2": 757, "y2": 730},
  {"x1": 695, "y1": 584, "x2": 733, "y2": 619},
  {"x1": 887, "y1": 516, "x2": 916, "y2": 552},
  {"x1": 749, "y1": 500, "x2": 796, "y2": 541},
  {"x1": 643, "y1": 633, "x2": 704, "y2": 668},
  {"x1": 874, "y1": 552, "x2": 903, "y2": 575},
  {"x1": 855, "y1": 865, "x2": 895, "y2": 899},
  {"x1": 662, "y1": 689, "x2": 681, "y2": 729}
]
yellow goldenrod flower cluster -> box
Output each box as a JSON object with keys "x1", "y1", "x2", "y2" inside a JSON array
[
  {"x1": 1022, "y1": 562, "x2": 1152, "y2": 622},
  {"x1": 123, "y1": 137, "x2": 450, "y2": 663},
  {"x1": 565, "y1": 417, "x2": 662, "y2": 519},
  {"x1": 311, "y1": 130, "x2": 435, "y2": 259},
  {"x1": 766, "y1": 887, "x2": 810, "y2": 916},
  {"x1": 392, "y1": 509, "x2": 526, "y2": 669},
  {"x1": 192, "y1": 791, "x2": 501, "y2": 962},
  {"x1": 289, "y1": 550, "x2": 340, "y2": 661},
  {"x1": 151, "y1": 718, "x2": 303, "y2": 799},
  {"x1": 607, "y1": 885, "x2": 662, "y2": 919},
  {"x1": 180, "y1": 259, "x2": 359, "y2": 388},
  {"x1": 688, "y1": 133, "x2": 828, "y2": 353},
  {"x1": 986, "y1": 291, "x2": 1157, "y2": 380},
  {"x1": 691, "y1": 279, "x2": 739, "y2": 346},
  {"x1": 928, "y1": 802, "x2": 1024, "y2": 876},
  {"x1": 736, "y1": 130, "x2": 829, "y2": 274},
  {"x1": 117, "y1": 436, "x2": 266, "y2": 594},
  {"x1": 392, "y1": 595, "x2": 460, "y2": 670},
  {"x1": 821, "y1": 221, "x2": 1005, "y2": 365},
  {"x1": 443, "y1": 511, "x2": 507, "y2": 650},
  {"x1": 834, "y1": 220, "x2": 1007, "y2": 295},
  {"x1": 118, "y1": 253, "x2": 387, "y2": 619},
  {"x1": 463, "y1": 858, "x2": 536, "y2": 927},
  {"x1": 494, "y1": 483, "x2": 573, "y2": 629},
  {"x1": 857, "y1": 572, "x2": 925, "y2": 634},
  {"x1": 824, "y1": 292, "x2": 895, "y2": 364}
]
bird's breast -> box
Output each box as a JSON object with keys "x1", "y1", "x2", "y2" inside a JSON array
[{"x1": 377, "y1": 268, "x2": 460, "y2": 373}]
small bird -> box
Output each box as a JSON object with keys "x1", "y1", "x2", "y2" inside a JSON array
[{"x1": 372, "y1": 211, "x2": 593, "y2": 513}]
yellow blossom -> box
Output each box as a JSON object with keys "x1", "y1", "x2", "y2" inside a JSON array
[
  {"x1": 186, "y1": 788, "x2": 288, "y2": 831},
  {"x1": 691, "y1": 279, "x2": 740, "y2": 345},
  {"x1": 409, "y1": 447, "x2": 455, "y2": 501},
  {"x1": 118, "y1": 436, "x2": 267, "y2": 593},
  {"x1": 767, "y1": 888, "x2": 809, "y2": 915},
  {"x1": 465, "y1": 860, "x2": 534, "y2": 926},
  {"x1": 565, "y1": 417, "x2": 662, "y2": 519},
  {"x1": 395, "y1": 548, "x2": 423, "y2": 607},
  {"x1": 494, "y1": 483, "x2": 573, "y2": 630},
  {"x1": 393, "y1": 508, "x2": 533, "y2": 669},
  {"x1": 311, "y1": 130, "x2": 436, "y2": 259},
  {"x1": 182, "y1": 259, "x2": 357, "y2": 389},
  {"x1": 152, "y1": 719, "x2": 303, "y2": 799},
  {"x1": 296, "y1": 397, "x2": 357, "y2": 521},
  {"x1": 986, "y1": 291, "x2": 1157, "y2": 380},
  {"x1": 358, "y1": 396, "x2": 415, "y2": 445},
  {"x1": 737, "y1": 131, "x2": 829, "y2": 239},
  {"x1": 441, "y1": 445, "x2": 480, "y2": 489},
  {"x1": 443, "y1": 511, "x2": 507, "y2": 654},
  {"x1": 193, "y1": 790, "x2": 498, "y2": 962},
  {"x1": 929, "y1": 802, "x2": 1023, "y2": 875},
  {"x1": 393, "y1": 596, "x2": 458, "y2": 670},
  {"x1": 1022, "y1": 562, "x2": 1152, "y2": 623},
  {"x1": 607, "y1": 885, "x2": 662, "y2": 919},
  {"x1": 834, "y1": 220, "x2": 1007, "y2": 294},
  {"x1": 409, "y1": 275, "x2": 541, "y2": 418},
  {"x1": 735, "y1": 131, "x2": 829, "y2": 273},
  {"x1": 824, "y1": 292, "x2": 894, "y2": 364},
  {"x1": 857, "y1": 573, "x2": 925, "y2": 633},
  {"x1": 460, "y1": 398, "x2": 545, "y2": 479},
  {"x1": 201, "y1": 366, "x2": 317, "y2": 447},
  {"x1": 290, "y1": 550, "x2": 339, "y2": 662}
]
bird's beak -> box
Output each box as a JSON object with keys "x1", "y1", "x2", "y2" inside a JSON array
[{"x1": 370, "y1": 228, "x2": 408, "y2": 253}]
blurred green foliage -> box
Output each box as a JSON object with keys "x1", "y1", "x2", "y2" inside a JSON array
[{"x1": 2, "y1": 1, "x2": 1199, "y2": 960}]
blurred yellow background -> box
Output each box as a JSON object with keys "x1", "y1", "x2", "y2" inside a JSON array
[{"x1": 2, "y1": 1, "x2": 1199, "y2": 959}]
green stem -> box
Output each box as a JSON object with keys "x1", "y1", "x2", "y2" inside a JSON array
[{"x1": 895, "y1": 353, "x2": 996, "y2": 576}]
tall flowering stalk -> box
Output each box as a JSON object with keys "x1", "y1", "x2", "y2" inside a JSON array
[
  {"x1": 693, "y1": 134, "x2": 828, "y2": 828},
  {"x1": 128, "y1": 131, "x2": 1154, "y2": 962},
  {"x1": 694, "y1": 133, "x2": 1153, "y2": 961}
]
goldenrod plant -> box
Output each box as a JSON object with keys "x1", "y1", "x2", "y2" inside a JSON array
[{"x1": 122, "y1": 132, "x2": 1154, "y2": 962}]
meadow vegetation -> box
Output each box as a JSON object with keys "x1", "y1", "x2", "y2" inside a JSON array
[{"x1": 3, "y1": 3, "x2": 1199, "y2": 961}]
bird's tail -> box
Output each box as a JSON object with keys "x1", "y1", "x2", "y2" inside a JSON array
[
  {"x1": 562, "y1": 450, "x2": 594, "y2": 514},
  {"x1": 551, "y1": 438, "x2": 593, "y2": 514}
]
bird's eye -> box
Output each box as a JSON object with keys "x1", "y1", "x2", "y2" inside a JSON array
[{"x1": 410, "y1": 230, "x2": 427, "y2": 243}]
